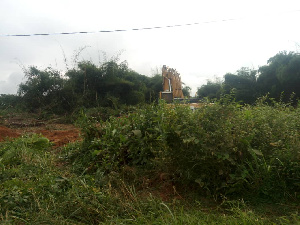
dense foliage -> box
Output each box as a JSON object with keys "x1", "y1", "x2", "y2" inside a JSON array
[
  {"x1": 1, "y1": 50, "x2": 299, "y2": 113},
  {"x1": 1, "y1": 60, "x2": 162, "y2": 114},
  {"x1": 197, "y1": 51, "x2": 300, "y2": 104},
  {"x1": 67, "y1": 98, "x2": 299, "y2": 201},
  {"x1": 0, "y1": 99, "x2": 299, "y2": 224}
]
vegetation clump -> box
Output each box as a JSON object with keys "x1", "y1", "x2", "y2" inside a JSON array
[
  {"x1": 0, "y1": 59, "x2": 163, "y2": 116},
  {"x1": 68, "y1": 98, "x2": 300, "y2": 201},
  {"x1": 197, "y1": 51, "x2": 300, "y2": 105}
]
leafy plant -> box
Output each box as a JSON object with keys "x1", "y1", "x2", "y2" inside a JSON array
[{"x1": 67, "y1": 97, "x2": 299, "y2": 201}]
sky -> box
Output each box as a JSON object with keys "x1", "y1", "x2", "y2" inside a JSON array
[{"x1": 1, "y1": 0, "x2": 300, "y2": 96}]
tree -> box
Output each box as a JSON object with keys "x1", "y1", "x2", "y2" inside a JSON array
[
  {"x1": 144, "y1": 74, "x2": 162, "y2": 103},
  {"x1": 64, "y1": 60, "x2": 158, "y2": 108},
  {"x1": 257, "y1": 51, "x2": 300, "y2": 102},
  {"x1": 18, "y1": 66, "x2": 65, "y2": 113},
  {"x1": 197, "y1": 81, "x2": 222, "y2": 99},
  {"x1": 223, "y1": 68, "x2": 257, "y2": 104},
  {"x1": 182, "y1": 86, "x2": 191, "y2": 98},
  {"x1": 275, "y1": 53, "x2": 300, "y2": 99},
  {"x1": 0, "y1": 94, "x2": 23, "y2": 110}
]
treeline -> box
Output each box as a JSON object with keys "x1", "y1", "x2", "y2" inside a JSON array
[
  {"x1": 1, "y1": 51, "x2": 299, "y2": 115},
  {"x1": 197, "y1": 51, "x2": 300, "y2": 104},
  {"x1": 0, "y1": 60, "x2": 162, "y2": 114}
]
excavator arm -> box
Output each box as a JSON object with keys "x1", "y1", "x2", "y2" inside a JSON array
[{"x1": 160, "y1": 65, "x2": 184, "y2": 102}]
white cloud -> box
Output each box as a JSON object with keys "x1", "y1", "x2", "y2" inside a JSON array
[{"x1": 0, "y1": 72, "x2": 24, "y2": 94}]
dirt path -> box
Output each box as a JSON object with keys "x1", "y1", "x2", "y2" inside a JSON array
[{"x1": 0, "y1": 123, "x2": 81, "y2": 147}]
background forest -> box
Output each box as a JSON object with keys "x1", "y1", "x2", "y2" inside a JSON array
[
  {"x1": 1, "y1": 59, "x2": 162, "y2": 115},
  {"x1": 197, "y1": 51, "x2": 300, "y2": 104},
  {"x1": 1, "y1": 51, "x2": 299, "y2": 114}
]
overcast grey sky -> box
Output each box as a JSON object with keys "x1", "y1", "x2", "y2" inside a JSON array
[{"x1": 1, "y1": 0, "x2": 300, "y2": 95}]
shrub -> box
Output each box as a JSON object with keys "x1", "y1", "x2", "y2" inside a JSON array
[{"x1": 66, "y1": 98, "x2": 300, "y2": 201}]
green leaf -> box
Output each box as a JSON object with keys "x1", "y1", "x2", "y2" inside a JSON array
[
  {"x1": 132, "y1": 130, "x2": 142, "y2": 137},
  {"x1": 175, "y1": 130, "x2": 181, "y2": 135},
  {"x1": 32, "y1": 137, "x2": 50, "y2": 149},
  {"x1": 251, "y1": 149, "x2": 263, "y2": 156},
  {"x1": 195, "y1": 178, "x2": 204, "y2": 187},
  {"x1": 92, "y1": 150, "x2": 101, "y2": 156},
  {"x1": 119, "y1": 134, "x2": 127, "y2": 142}
]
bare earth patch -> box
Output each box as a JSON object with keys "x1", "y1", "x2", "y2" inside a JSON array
[
  {"x1": 0, "y1": 119, "x2": 81, "y2": 147},
  {"x1": 0, "y1": 126, "x2": 20, "y2": 141}
]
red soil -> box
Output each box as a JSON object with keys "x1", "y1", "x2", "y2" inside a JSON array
[
  {"x1": 0, "y1": 126, "x2": 20, "y2": 141},
  {"x1": 0, "y1": 124, "x2": 81, "y2": 147}
]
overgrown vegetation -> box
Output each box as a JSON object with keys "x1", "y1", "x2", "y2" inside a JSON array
[
  {"x1": 1, "y1": 97, "x2": 298, "y2": 224},
  {"x1": 197, "y1": 51, "x2": 300, "y2": 104},
  {"x1": 67, "y1": 97, "x2": 300, "y2": 201},
  {"x1": 1, "y1": 50, "x2": 300, "y2": 116},
  {"x1": 0, "y1": 59, "x2": 162, "y2": 116}
]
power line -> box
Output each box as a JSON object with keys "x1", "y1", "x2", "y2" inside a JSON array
[
  {"x1": 0, "y1": 20, "x2": 233, "y2": 37},
  {"x1": 1, "y1": 9, "x2": 300, "y2": 37}
]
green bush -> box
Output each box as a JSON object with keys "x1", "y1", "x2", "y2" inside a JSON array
[{"x1": 66, "y1": 98, "x2": 299, "y2": 201}]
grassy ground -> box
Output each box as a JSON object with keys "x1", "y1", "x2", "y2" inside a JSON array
[
  {"x1": 0, "y1": 135, "x2": 298, "y2": 224},
  {"x1": 0, "y1": 101, "x2": 299, "y2": 224}
]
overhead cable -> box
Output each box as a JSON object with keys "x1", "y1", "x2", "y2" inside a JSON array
[
  {"x1": 1, "y1": 9, "x2": 300, "y2": 37},
  {"x1": 0, "y1": 20, "x2": 234, "y2": 37}
]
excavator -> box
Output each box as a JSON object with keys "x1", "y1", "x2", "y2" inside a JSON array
[{"x1": 159, "y1": 65, "x2": 184, "y2": 103}]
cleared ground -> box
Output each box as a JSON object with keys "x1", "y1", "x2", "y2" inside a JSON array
[{"x1": 0, "y1": 115, "x2": 80, "y2": 147}]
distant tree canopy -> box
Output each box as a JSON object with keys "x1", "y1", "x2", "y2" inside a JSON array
[
  {"x1": 223, "y1": 67, "x2": 258, "y2": 104},
  {"x1": 6, "y1": 60, "x2": 162, "y2": 114},
  {"x1": 1, "y1": 51, "x2": 299, "y2": 114},
  {"x1": 257, "y1": 51, "x2": 300, "y2": 101},
  {"x1": 197, "y1": 81, "x2": 222, "y2": 100},
  {"x1": 197, "y1": 51, "x2": 300, "y2": 104},
  {"x1": 18, "y1": 66, "x2": 65, "y2": 112},
  {"x1": 182, "y1": 85, "x2": 191, "y2": 98}
]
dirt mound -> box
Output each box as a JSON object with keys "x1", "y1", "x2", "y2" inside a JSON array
[{"x1": 0, "y1": 126, "x2": 21, "y2": 141}]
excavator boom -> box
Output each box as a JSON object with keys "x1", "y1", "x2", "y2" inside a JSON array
[{"x1": 160, "y1": 65, "x2": 184, "y2": 102}]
